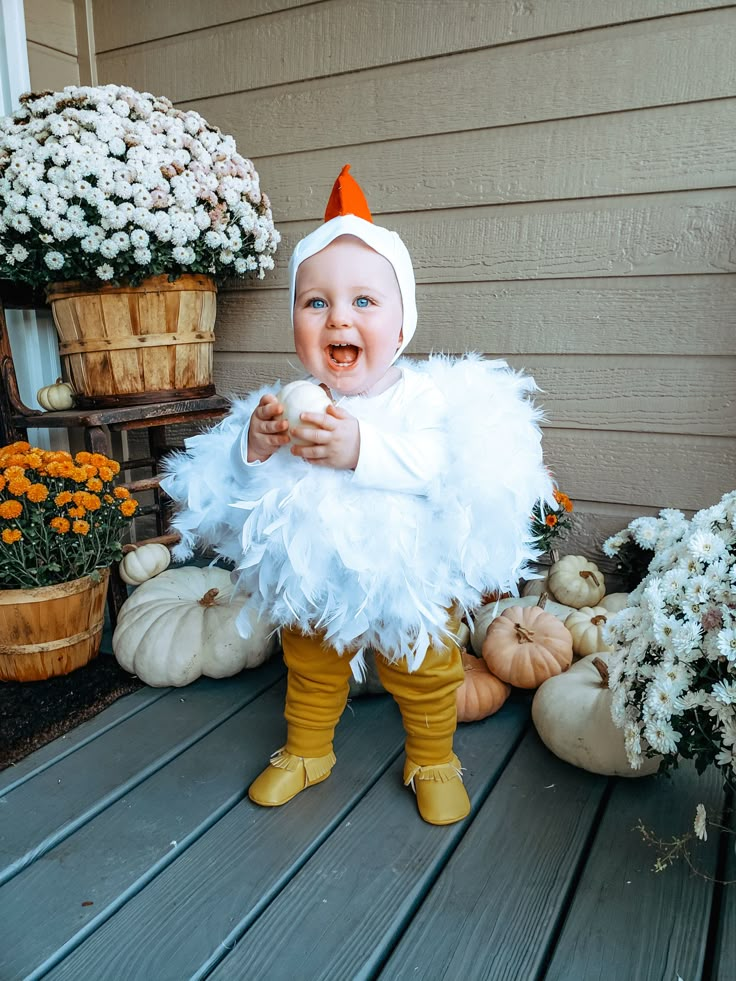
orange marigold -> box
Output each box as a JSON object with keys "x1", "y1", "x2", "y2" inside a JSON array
[
  {"x1": 114, "y1": 487, "x2": 130, "y2": 500},
  {"x1": 553, "y1": 490, "x2": 573, "y2": 513},
  {"x1": 55, "y1": 491, "x2": 73, "y2": 506},
  {"x1": 545, "y1": 514, "x2": 559, "y2": 527},
  {"x1": 87, "y1": 477, "x2": 103, "y2": 492},
  {"x1": 83, "y1": 493, "x2": 101, "y2": 511},
  {"x1": 75, "y1": 451, "x2": 93, "y2": 464},
  {"x1": 98, "y1": 467, "x2": 114, "y2": 482},
  {"x1": 4, "y1": 466, "x2": 25, "y2": 480},
  {"x1": 50, "y1": 516, "x2": 70, "y2": 534},
  {"x1": 103, "y1": 493, "x2": 114, "y2": 504},
  {"x1": 72, "y1": 519, "x2": 90, "y2": 535},
  {"x1": 0, "y1": 476, "x2": 5, "y2": 492},
  {"x1": 8, "y1": 476, "x2": 32, "y2": 496},
  {"x1": 2, "y1": 528, "x2": 22, "y2": 544},
  {"x1": 70, "y1": 467, "x2": 89, "y2": 483},
  {"x1": 26, "y1": 484, "x2": 49, "y2": 503},
  {"x1": 25, "y1": 453, "x2": 42, "y2": 470},
  {"x1": 119, "y1": 499, "x2": 138, "y2": 517},
  {"x1": 67, "y1": 506, "x2": 86, "y2": 518},
  {"x1": 0, "y1": 499, "x2": 23, "y2": 519}
]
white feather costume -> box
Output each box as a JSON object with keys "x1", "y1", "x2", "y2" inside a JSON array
[{"x1": 161, "y1": 353, "x2": 554, "y2": 673}]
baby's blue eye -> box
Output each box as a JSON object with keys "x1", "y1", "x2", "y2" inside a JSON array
[
  {"x1": 309, "y1": 298, "x2": 326, "y2": 309},
  {"x1": 355, "y1": 296, "x2": 370, "y2": 308}
]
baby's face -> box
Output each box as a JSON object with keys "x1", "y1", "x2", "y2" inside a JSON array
[{"x1": 293, "y1": 235, "x2": 403, "y2": 396}]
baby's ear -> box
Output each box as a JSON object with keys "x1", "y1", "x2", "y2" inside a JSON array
[{"x1": 396, "y1": 327, "x2": 404, "y2": 351}]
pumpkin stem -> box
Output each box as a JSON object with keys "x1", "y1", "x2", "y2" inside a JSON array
[
  {"x1": 199, "y1": 588, "x2": 220, "y2": 606},
  {"x1": 591, "y1": 614, "x2": 607, "y2": 626},
  {"x1": 580, "y1": 569, "x2": 601, "y2": 587},
  {"x1": 514, "y1": 623, "x2": 535, "y2": 643},
  {"x1": 592, "y1": 656, "x2": 609, "y2": 687},
  {"x1": 537, "y1": 590, "x2": 549, "y2": 610}
]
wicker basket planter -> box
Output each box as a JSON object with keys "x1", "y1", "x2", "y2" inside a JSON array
[
  {"x1": 0, "y1": 570, "x2": 109, "y2": 682},
  {"x1": 46, "y1": 274, "x2": 217, "y2": 408}
]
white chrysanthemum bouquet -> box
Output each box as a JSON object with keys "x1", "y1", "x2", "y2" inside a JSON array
[
  {"x1": 603, "y1": 491, "x2": 736, "y2": 793},
  {"x1": 0, "y1": 84, "x2": 280, "y2": 291}
]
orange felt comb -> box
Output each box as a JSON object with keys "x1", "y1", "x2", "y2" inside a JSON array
[{"x1": 323, "y1": 164, "x2": 373, "y2": 223}]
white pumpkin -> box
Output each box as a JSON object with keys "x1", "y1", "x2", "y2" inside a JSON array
[
  {"x1": 564, "y1": 606, "x2": 613, "y2": 658},
  {"x1": 532, "y1": 653, "x2": 661, "y2": 777},
  {"x1": 470, "y1": 592, "x2": 574, "y2": 655},
  {"x1": 36, "y1": 378, "x2": 75, "y2": 411},
  {"x1": 276, "y1": 380, "x2": 332, "y2": 445},
  {"x1": 113, "y1": 567, "x2": 277, "y2": 686},
  {"x1": 521, "y1": 573, "x2": 548, "y2": 597},
  {"x1": 599, "y1": 592, "x2": 630, "y2": 614},
  {"x1": 118, "y1": 543, "x2": 172, "y2": 585},
  {"x1": 548, "y1": 555, "x2": 605, "y2": 608}
]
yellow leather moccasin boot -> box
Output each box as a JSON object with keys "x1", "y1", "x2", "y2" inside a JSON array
[
  {"x1": 403, "y1": 754, "x2": 470, "y2": 826},
  {"x1": 248, "y1": 747, "x2": 335, "y2": 807}
]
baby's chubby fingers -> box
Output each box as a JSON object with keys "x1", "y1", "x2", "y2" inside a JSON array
[{"x1": 256, "y1": 394, "x2": 289, "y2": 433}]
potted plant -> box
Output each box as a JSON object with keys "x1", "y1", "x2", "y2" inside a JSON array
[
  {"x1": 0, "y1": 439, "x2": 139, "y2": 681},
  {"x1": 0, "y1": 84, "x2": 281, "y2": 406}
]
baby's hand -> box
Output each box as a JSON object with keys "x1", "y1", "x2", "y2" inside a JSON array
[
  {"x1": 290, "y1": 403, "x2": 360, "y2": 471},
  {"x1": 247, "y1": 394, "x2": 290, "y2": 462}
]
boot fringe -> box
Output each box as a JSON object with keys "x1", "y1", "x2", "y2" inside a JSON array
[
  {"x1": 269, "y1": 747, "x2": 336, "y2": 785},
  {"x1": 404, "y1": 754, "x2": 464, "y2": 790}
]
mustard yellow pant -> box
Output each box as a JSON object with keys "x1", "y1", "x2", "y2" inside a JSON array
[{"x1": 282, "y1": 621, "x2": 465, "y2": 767}]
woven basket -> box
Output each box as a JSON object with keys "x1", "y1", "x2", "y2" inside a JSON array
[
  {"x1": 46, "y1": 274, "x2": 217, "y2": 408},
  {"x1": 0, "y1": 570, "x2": 109, "y2": 682}
]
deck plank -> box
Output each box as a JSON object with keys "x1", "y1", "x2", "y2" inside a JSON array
[
  {"x1": 206, "y1": 698, "x2": 532, "y2": 980},
  {"x1": 377, "y1": 730, "x2": 607, "y2": 981},
  {"x1": 0, "y1": 679, "x2": 290, "y2": 980},
  {"x1": 543, "y1": 763, "x2": 723, "y2": 981},
  {"x1": 712, "y1": 797, "x2": 736, "y2": 980},
  {"x1": 44, "y1": 692, "x2": 408, "y2": 980},
  {"x1": 0, "y1": 661, "x2": 283, "y2": 886}
]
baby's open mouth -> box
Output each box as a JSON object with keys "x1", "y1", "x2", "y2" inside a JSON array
[{"x1": 328, "y1": 343, "x2": 360, "y2": 366}]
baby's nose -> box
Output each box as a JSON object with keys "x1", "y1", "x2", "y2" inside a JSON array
[{"x1": 328, "y1": 302, "x2": 352, "y2": 327}]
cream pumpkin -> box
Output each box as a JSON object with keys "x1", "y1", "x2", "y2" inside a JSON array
[
  {"x1": 482, "y1": 604, "x2": 573, "y2": 689},
  {"x1": 118, "y1": 542, "x2": 172, "y2": 585},
  {"x1": 531, "y1": 653, "x2": 661, "y2": 777},
  {"x1": 456, "y1": 650, "x2": 510, "y2": 722},
  {"x1": 276, "y1": 380, "x2": 332, "y2": 445},
  {"x1": 113, "y1": 566, "x2": 277, "y2": 686},
  {"x1": 564, "y1": 606, "x2": 613, "y2": 658},
  {"x1": 36, "y1": 378, "x2": 75, "y2": 411},
  {"x1": 521, "y1": 572, "x2": 549, "y2": 597},
  {"x1": 548, "y1": 555, "x2": 605, "y2": 608},
  {"x1": 599, "y1": 592, "x2": 630, "y2": 614}
]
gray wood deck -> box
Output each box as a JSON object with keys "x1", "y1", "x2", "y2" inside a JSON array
[{"x1": 1, "y1": 652, "x2": 734, "y2": 981}]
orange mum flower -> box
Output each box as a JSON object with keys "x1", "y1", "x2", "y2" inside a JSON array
[
  {"x1": 0, "y1": 499, "x2": 23, "y2": 519},
  {"x1": 8, "y1": 476, "x2": 32, "y2": 496},
  {"x1": 545, "y1": 514, "x2": 558, "y2": 527},
  {"x1": 103, "y1": 494, "x2": 114, "y2": 504},
  {"x1": 98, "y1": 467, "x2": 114, "y2": 482},
  {"x1": 75, "y1": 451, "x2": 92, "y2": 464},
  {"x1": 119, "y1": 499, "x2": 138, "y2": 517},
  {"x1": 50, "y1": 516, "x2": 70, "y2": 534},
  {"x1": 114, "y1": 487, "x2": 130, "y2": 500},
  {"x1": 83, "y1": 493, "x2": 101, "y2": 511},
  {"x1": 26, "y1": 484, "x2": 49, "y2": 503},
  {"x1": 2, "y1": 528, "x2": 22, "y2": 544},
  {"x1": 3, "y1": 465, "x2": 25, "y2": 479},
  {"x1": 25, "y1": 453, "x2": 42, "y2": 470},
  {"x1": 55, "y1": 491, "x2": 73, "y2": 506},
  {"x1": 72, "y1": 519, "x2": 90, "y2": 535},
  {"x1": 67, "y1": 506, "x2": 86, "y2": 518},
  {"x1": 87, "y1": 478, "x2": 103, "y2": 492},
  {"x1": 0, "y1": 476, "x2": 5, "y2": 492}
]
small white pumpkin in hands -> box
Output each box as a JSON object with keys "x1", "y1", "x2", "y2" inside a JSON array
[
  {"x1": 113, "y1": 566, "x2": 277, "y2": 686},
  {"x1": 599, "y1": 592, "x2": 630, "y2": 614},
  {"x1": 532, "y1": 653, "x2": 661, "y2": 777},
  {"x1": 118, "y1": 542, "x2": 172, "y2": 585},
  {"x1": 548, "y1": 555, "x2": 605, "y2": 608},
  {"x1": 564, "y1": 606, "x2": 613, "y2": 658},
  {"x1": 276, "y1": 380, "x2": 332, "y2": 445},
  {"x1": 36, "y1": 377, "x2": 75, "y2": 411}
]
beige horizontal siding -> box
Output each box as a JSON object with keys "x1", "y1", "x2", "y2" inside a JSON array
[
  {"x1": 255, "y1": 100, "x2": 735, "y2": 220},
  {"x1": 97, "y1": 1, "x2": 733, "y2": 104},
  {"x1": 27, "y1": 41, "x2": 79, "y2": 90},
  {"x1": 260, "y1": 190, "x2": 736, "y2": 287},
  {"x1": 25, "y1": 0, "x2": 77, "y2": 54},
  {"x1": 184, "y1": 9, "x2": 736, "y2": 157},
  {"x1": 215, "y1": 276, "x2": 736, "y2": 356}
]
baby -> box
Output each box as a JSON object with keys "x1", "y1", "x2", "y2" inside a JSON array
[{"x1": 163, "y1": 166, "x2": 553, "y2": 825}]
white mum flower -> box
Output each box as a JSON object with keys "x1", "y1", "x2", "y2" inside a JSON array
[
  {"x1": 712, "y1": 680, "x2": 736, "y2": 705},
  {"x1": 133, "y1": 246, "x2": 151, "y2": 264},
  {"x1": 689, "y1": 530, "x2": 727, "y2": 563},
  {"x1": 623, "y1": 721, "x2": 643, "y2": 766},
  {"x1": 644, "y1": 718, "x2": 681, "y2": 755},
  {"x1": 95, "y1": 263, "x2": 114, "y2": 280},
  {"x1": 111, "y1": 231, "x2": 130, "y2": 251},
  {"x1": 716, "y1": 626, "x2": 736, "y2": 662},
  {"x1": 44, "y1": 251, "x2": 64, "y2": 269},
  {"x1": 11, "y1": 213, "x2": 31, "y2": 233},
  {"x1": 26, "y1": 194, "x2": 46, "y2": 217},
  {"x1": 234, "y1": 256, "x2": 248, "y2": 274},
  {"x1": 11, "y1": 244, "x2": 28, "y2": 261},
  {"x1": 693, "y1": 804, "x2": 707, "y2": 841},
  {"x1": 80, "y1": 236, "x2": 100, "y2": 253},
  {"x1": 129, "y1": 228, "x2": 149, "y2": 248},
  {"x1": 99, "y1": 239, "x2": 119, "y2": 258}
]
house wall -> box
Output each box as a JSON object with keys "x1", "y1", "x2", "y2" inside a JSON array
[
  {"x1": 24, "y1": 0, "x2": 79, "y2": 89},
  {"x1": 91, "y1": 0, "x2": 736, "y2": 562}
]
